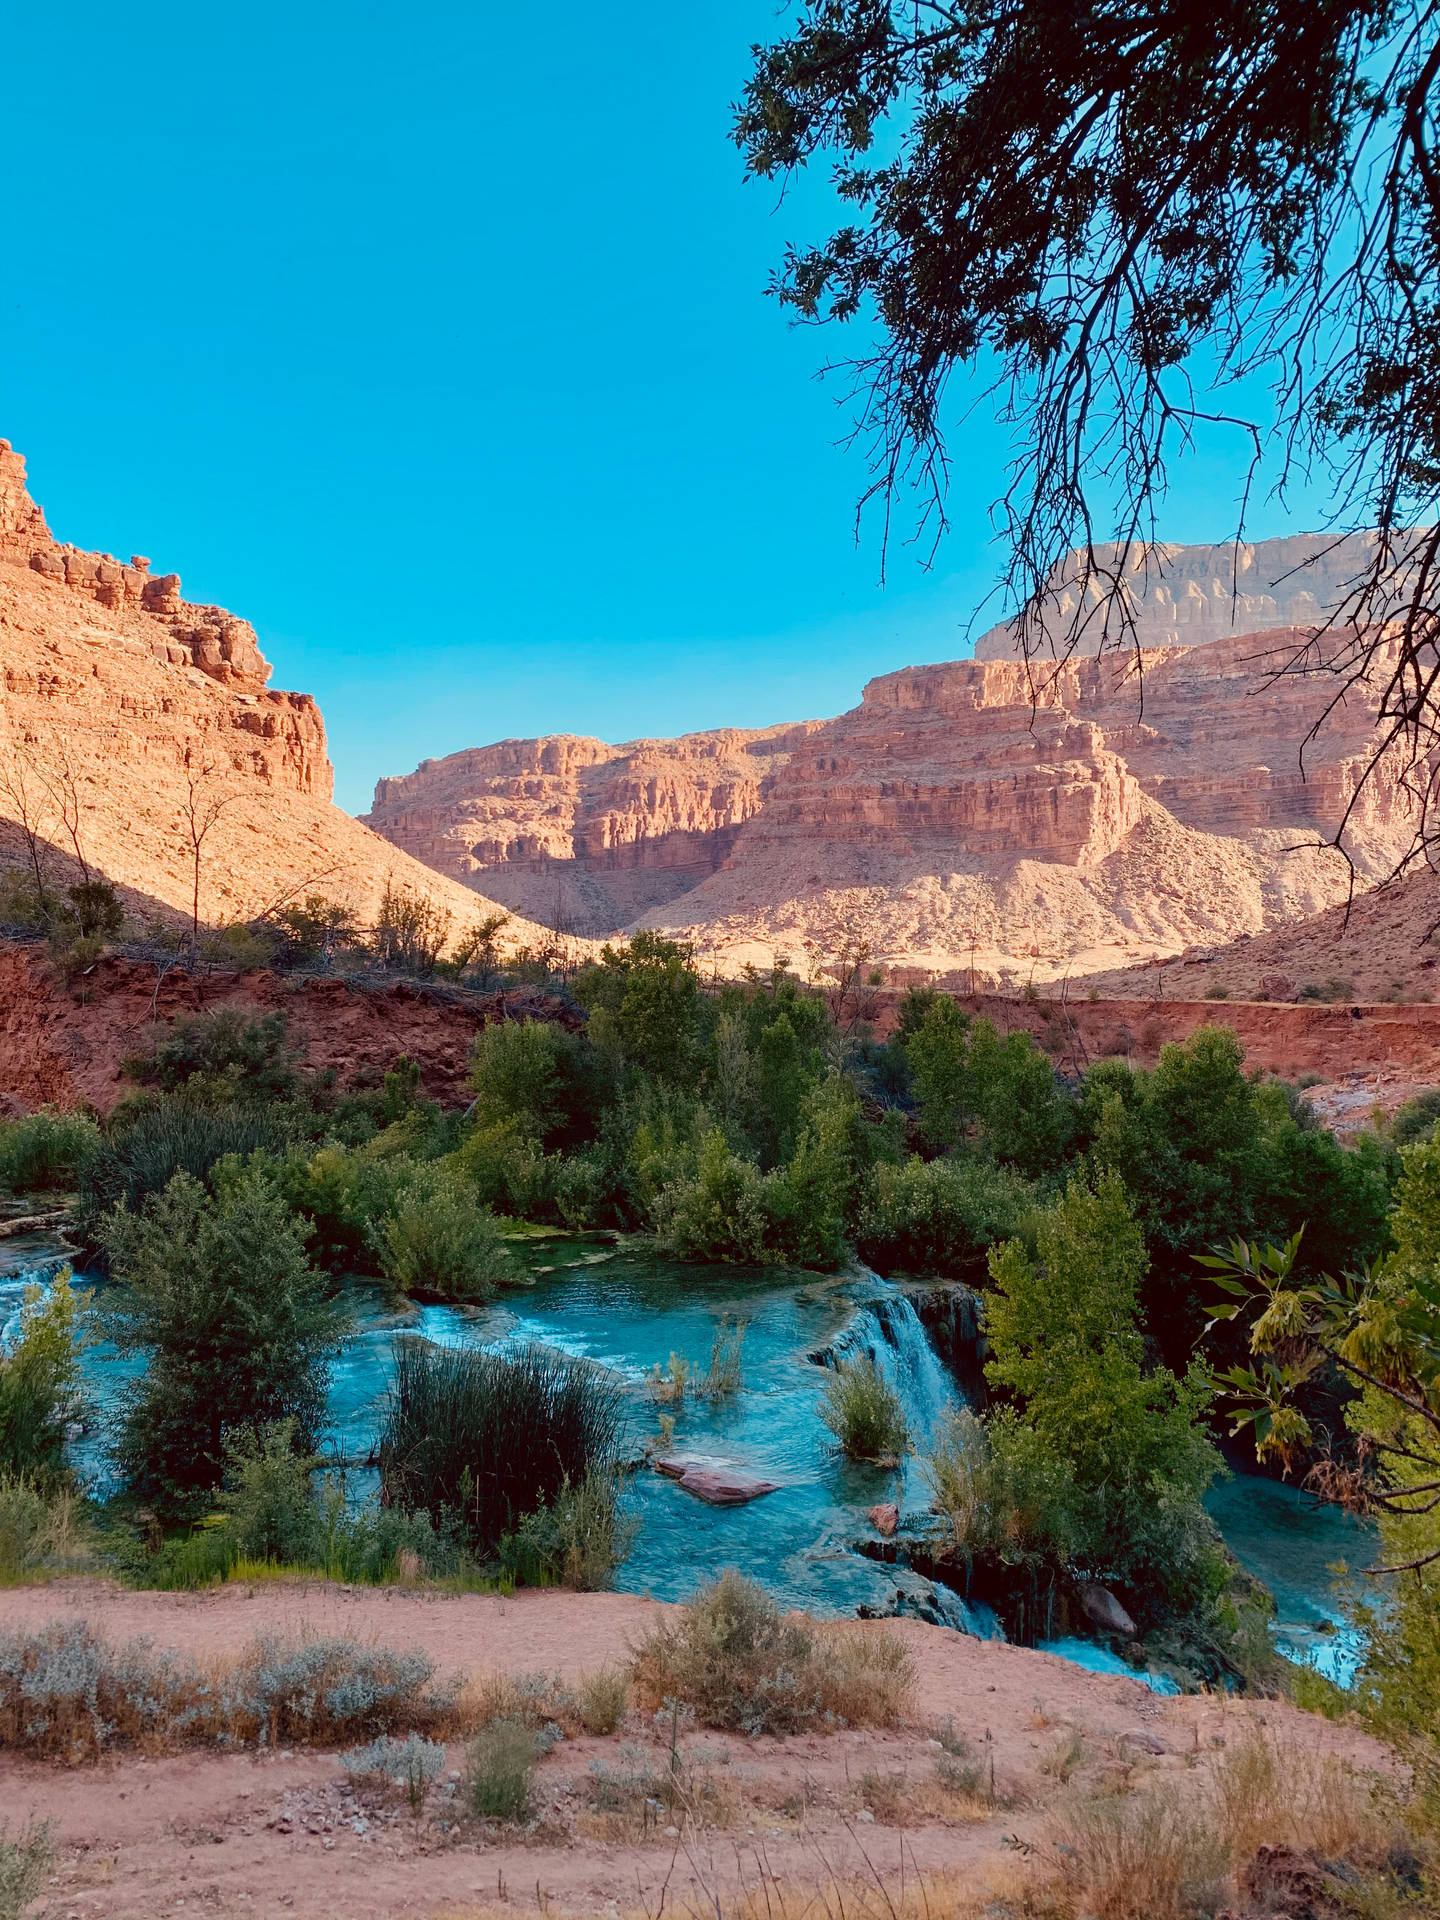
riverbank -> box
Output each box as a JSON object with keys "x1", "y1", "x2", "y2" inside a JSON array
[{"x1": 0, "y1": 1578, "x2": 1396, "y2": 1920}]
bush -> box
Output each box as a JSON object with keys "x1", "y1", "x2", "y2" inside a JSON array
[
  {"x1": 0, "y1": 1109, "x2": 99, "y2": 1193},
  {"x1": 856, "y1": 1155, "x2": 1033, "y2": 1276},
  {"x1": 341, "y1": 1732, "x2": 447, "y2": 1806},
  {"x1": 125, "y1": 1008, "x2": 297, "y2": 1102},
  {"x1": 379, "y1": 1341, "x2": 628, "y2": 1556},
  {"x1": 467, "y1": 1720, "x2": 538, "y2": 1819},
  {"x1": 0, "y1": 1619, "x2": 458, "y2": 1760},
  {"x1": 654, "y1": 1130, "x2": 775, "y2": 1263},
  {"x1": 818, "y1": 1355, "x2": 909, "y2": 1461},
  {"x1": 448, "y1": 1118, "x2": 553, "y2": 1219},
  {"x1": 79, "y1": 1100, "x2": 298, "y2": 1222},
  {"x1": 102, "y1": 1170, "x2": 350, "y2": 1520},
  {"x1": 467, "y1": 1018, "x2": 596, "y2": 1150},
  {"x1": 0, "y1": 1272, "x2": 87, "y2": 1483},
  {"x1": 630, "y1": 1570, "x2": 913, "y2": 1735},
  {"x1": 498, "y1": 1468, "x2": 637, "y2": 1590},
  {"x1": 218, "y1": 1421, "x2": 322, "y2": 1565},
  {"x1": 375, "y1": 1166, "x2": 511, "y2": 1300},
  {"x1": 0, "y1": 1821, "x2": 52, "y2": 1920},
  {"x1": 925, "y1": 1406, "x2": 1080, "y2": 1562},
  {"x1": 0, "y1": 1476, "x2": 93, "y2": 1582},
  {"x1": 1034, "y1": 1789, "x2": 1229, "y2": 1920}
]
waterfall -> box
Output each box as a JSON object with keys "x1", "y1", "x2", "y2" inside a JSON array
[{"x1": 824, "y1": 1292, "x2": 962, "y2": 1442}]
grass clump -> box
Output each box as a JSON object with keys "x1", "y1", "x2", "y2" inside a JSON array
[
  {"x1": 380, "y1": 1340, "x2": 627, "y2": 1558},
  {"x1": 467, "y1": 1664, "x2": 630, "y2": 1738},
  {"x1": 498, "y1": 1468, "x2": 637, "y2": 1590},
  {"x1": 818, "y1": 1355, "x2": 909, "y2": 1462},
  {"x1": 0, "y1": 1618, "x2": 458, "y2": 1761},
  {"x1": 467, "y1": 1719, "x2": 539, "y2": 1819},
  {"x1": 630, "y1": 1569, "x2": 913, "y2": 1735},
  {"x1": 0, "y1": 1108, "x2": 98, "y2": 1194},
  {"x1": 0, "y1": 1476, "x2": 95, "y2": 1583},
  {"x1": 0, "y1": 1820, "x2": 52, "y2": 1920}
]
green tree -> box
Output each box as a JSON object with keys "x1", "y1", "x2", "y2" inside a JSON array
[
  {"x1": 574, "y1": 933, "x2": 701, "y2": 1082},
  {"x1": 0, "y1": 1270, "x2": 87, "y2": 1483},
  {"x1": 986, "y1": 1174, "x2": 1223, "y2": 1614},
  {"x1": 101, "y1": 1169, "x2": 349, "y2": 1520},
  {"x1": 906, "y1": 997, "x2": 972, "y2": 1150},
  {"x1": 467, "y1": 1018, "x2": 594, "y2": 1148}
]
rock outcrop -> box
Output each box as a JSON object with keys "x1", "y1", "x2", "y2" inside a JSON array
[
  {"x1": 971, "y1": 529, "x2": 1379, "y2": 660},
  {"x1": 366, "y1": 560, "x2": 1416, "y2": 980},
  {"x1": 0, "y1": 440, "x2": 541, "y2": 943}
]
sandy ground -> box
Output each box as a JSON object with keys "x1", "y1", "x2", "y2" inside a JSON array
[{"x1": 0, "y1": 1579, "x2": 1394, "y2": 1920}]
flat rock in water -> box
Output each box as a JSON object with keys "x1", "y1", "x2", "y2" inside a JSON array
[
  {"x1": 866, "y1": 1502, "x2": 900, "y2": 1537},
  {"x1": 676, "y1": 1466, "x2": 780, "y2": 1506},
  {"x1": 653, "y1": 1452, "x2": 734, "y2": 1481}
]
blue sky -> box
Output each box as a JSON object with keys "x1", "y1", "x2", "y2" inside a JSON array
[{"x1": 4, "y1": 3, "x2": 1322, "y2": 813}]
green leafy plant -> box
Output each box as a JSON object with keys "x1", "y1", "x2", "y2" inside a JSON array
[
  {"x1": 818, "y1": 1355, "x2": 909, "y2": 1461},
  {"x1": 467, "y1": 1719, "x2": 538, "y2": 1819}
]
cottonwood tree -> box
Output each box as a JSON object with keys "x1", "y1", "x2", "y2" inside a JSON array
[{"x1": 736, "y1": 1, "x2": 1440, "y2": 860}]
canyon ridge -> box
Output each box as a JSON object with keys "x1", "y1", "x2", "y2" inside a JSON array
[
  {"x1": 365, "y1": 534, "x2": 1423, "y2": 985},
  {"x1": 0, "y1": 441, "x2": 542, "y2": 949}
]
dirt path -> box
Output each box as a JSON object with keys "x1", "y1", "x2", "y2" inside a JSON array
[{"x1": 0, "y1": 1579, "x2": 1393, "y2": 1920}]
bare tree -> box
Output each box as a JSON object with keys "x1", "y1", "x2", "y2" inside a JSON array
[
  {"x1": 0, "y1": 735, "x2": 57, "y2": 917},
  {"x1": 179, "y1": 752, "x2": 235, "y2": 949},
  {"x1": 39, "y1": 738, "x2": 93, "y2": 889}
]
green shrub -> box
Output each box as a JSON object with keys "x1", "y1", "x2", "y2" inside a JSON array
[
  {"x1": 653, "y1": 1129, "x2": 774, "y2": 1262},
  {"x1": 375, "y1": 1166, "x2": 510, "y2": 1300},
  {"x1": 124, "y1": 1008, "x2": 297, "y2": 1102},
  {"x1": 218, "y1": 1421, "x2": 322, "y2": 1564},
  {"x1": 576, "y1": 1666, "x2": 630, "y2": 1735},
  {"x1": 79, "y1": 1100, "x2": 298, "y2": 1222},
  {"x1": 0, "y1": 1272, "x2": 87, "y2": 1483},
  {"x1": 1391, "y1": 1086, "x2": 1440, "y2": 1147},
  {"x1": 467, "y1": 1018, "x2": 596, "y2": 1149},
  {"x1": 102, "y1": 1170, "x2": 349, "y2": 1521},
  {"x1": 925, "y1": 1406, "x2": 1080, "y2": 1562},
  {"x1": 467, "y1": 1719, "x2": 538, "y2": 1819},
  {"x1": 630, "y1": 1570, "x2": 913, "y2": 1735},
  {"x1": 0, "y1": 1109, "x2": 99, "y2": 1193},
  {"x1": 379, "y1": 1340, "x2": 627, "y2": 1556},
  {"x1": 448, "y1": 1118, "x2": 552, "y2": 1218},
  {"x1": 818, "y1": 1355, "x2": 909, "y2": 1460},
  {"x1": 498, "y1": 1468, "x2": 637, "y2": 1590},
  {"x1": 0, "y1": 1820, "x2": 52, "y2": 1920},
  {"x1": 0, "y1": 1476, "x2": 93, "y2": 1582},
  {"x1": 856, "y1": 1154, "x2": 1033, "y2": 1274}
]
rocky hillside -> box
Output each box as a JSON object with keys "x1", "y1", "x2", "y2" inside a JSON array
[
  {"x1": 366, "y1": 532, "x2": 1416, "y2": 983},
  {"x1": 0, "y1": 441, "x2": 541, "y2": 947}
]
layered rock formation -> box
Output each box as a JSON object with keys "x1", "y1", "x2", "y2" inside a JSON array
[
  {"x1": 0, "y1": 440, "x2": 540, "y2": 943},
  {"x1": 972, "y1": 530, "x2": 1378, "y2": 660},
  {"x1": 368, "y1": 545, "x2": 1416, "y2": 981}
]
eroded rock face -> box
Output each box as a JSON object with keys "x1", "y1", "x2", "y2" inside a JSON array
[
  {"x1": 0, "y1": 440, "x2": 271, "y2": 689},
  {"x1": 971, "y1": 530, "x2": 1380, "y2": 660},
  {"x1": 0, "y1": 439, "x2": 540, "y2": 941},
  {"x1": 365, "y1": 572, "x2": 1417, "y2": 977}
]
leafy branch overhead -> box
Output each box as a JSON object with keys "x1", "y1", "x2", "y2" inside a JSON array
[{"x1": 736, "y1": 0, "x2": 1440, "y2": 864}]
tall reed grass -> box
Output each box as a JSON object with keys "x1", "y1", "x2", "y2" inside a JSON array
[{"x1": 379, "y1": 1339, "x2": 627, "y2": 1554}]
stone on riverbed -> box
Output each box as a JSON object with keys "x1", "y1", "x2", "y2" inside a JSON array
[
  {"x1": 866, "y1": 1502, "x2": 899, "y2": 1537},
  {"x1": 1078, "y1": 1581, "x2": 1137, "y2": 1637},
  {"x1": 653, "y1": 1454, "x2": 780, "y2": 1505}
]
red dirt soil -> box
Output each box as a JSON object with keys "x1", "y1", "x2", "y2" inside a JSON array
[
  {"x1": 0, "y1": 1580, "x2": 1394, "y2": 1920},
  {"x1": 0, "y1": 941, "x2": 576, "y2": 1116}
]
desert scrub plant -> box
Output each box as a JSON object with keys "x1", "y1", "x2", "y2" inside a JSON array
[
  {"x1": 0, "y1": 1820, "x2": 52, "y2": 1920},
  {"x1": 0, "y1": 1476, "x2": 95, "y2": 1582},
  {"x1": 576, "y1": 1665, "x2": 630, "y2": 1735},
  {"x1": 374, "y1": 1165, "x2": 511, "y2": 1301},
  {"x1": 0, "y1": 1108, "x2": 99, "y2": 1194},
  {"x1": 498, "y1": 1469, "x2": 637, "y2": 1590},
  {"x1": 467, "y1": 1719, "x2": 539, "y2": 1819},
  {"x1": 1207, "y1": 1727, "x2": 1388, "y2": 1868},
  {"x1": 1032, "y1": 1788, "x2": 1229, "y2": 1920},
  {"x1": 0, "y1": 1619, "x2": 459, "y2": 1760},
  {"x1": 818, "y1": 1355, "x2": 909, "y2": 1461},
  {"x1": 340, "y1": 1732, "x2": 448, "y2": 1809},
  {"x1": 630, "y1": 1569, "x2": 913, "y2": 1735},
  {"x1": 379, "y1": 1339, "x2": 627, "y2": 1557}
]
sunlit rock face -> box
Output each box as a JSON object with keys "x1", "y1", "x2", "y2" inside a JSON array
[
  {"x1": 367, "y1": 532, "x2": 1416, "y2": 983},
  {"x1": 0, "y1": 439, "x2": 540, "y2": 941}
]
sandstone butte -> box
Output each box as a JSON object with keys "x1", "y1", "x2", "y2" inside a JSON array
[
  {"x1": 0, "y1": 440, "x2": 544, "y2": 949},
  {"x1": 363, "y1": 532, "x2": 1425, "y2": 986}
]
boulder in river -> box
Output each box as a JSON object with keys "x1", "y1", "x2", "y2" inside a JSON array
[
  {"x1": 676, "y1": 1466, "x2": 780, "y2": 1506},
  {"x1": 866, "y1": 1502, "x2": 900, "y2": 1537},
  {"x1": 1077, "y1": 1581, "x2": 1137, "y2": 1637}
]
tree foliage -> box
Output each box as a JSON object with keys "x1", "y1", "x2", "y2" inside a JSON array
[{"x1": 736, "y1": 1, "x2": 1440, "y2": 859}]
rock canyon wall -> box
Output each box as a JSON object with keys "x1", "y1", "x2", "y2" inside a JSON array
[
  {"x1": 0, "y1": 441, "x2": 540, "y2": 944},
  {"x1": 367, "y1": 532, "x2": 1416, "y2": 983}
]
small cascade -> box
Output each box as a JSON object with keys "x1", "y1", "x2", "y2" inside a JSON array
[
  {"x1": 823, "y1": 1292, "x2": 962, "y2": 1442},
  {"x1": 0, "y1": 1256, "x2": 77, "y2": 1346}
]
